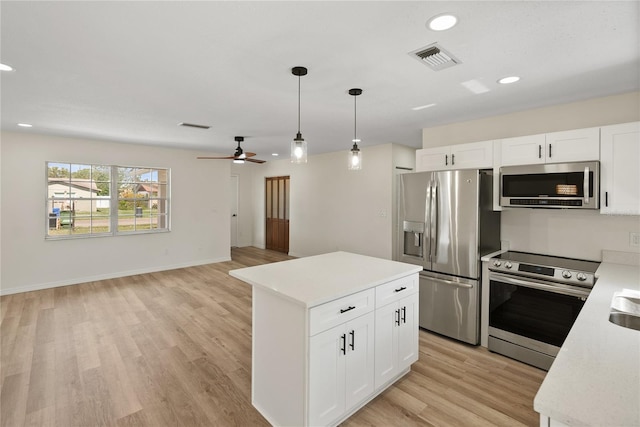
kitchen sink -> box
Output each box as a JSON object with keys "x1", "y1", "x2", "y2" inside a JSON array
[
  {"x1": 609, "y1": 312, "x2": 640, "y2": 331},
  {"x1": 609, "y1": 290, "x2": 640, "y2": 331}
]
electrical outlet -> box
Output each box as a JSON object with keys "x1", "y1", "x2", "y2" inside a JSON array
[{"x1": 630, "y1": 232, "x2": 640, "y2": 247}]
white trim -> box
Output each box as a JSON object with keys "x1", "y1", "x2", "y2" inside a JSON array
[{"x1": 0, "y1": 256, "x2": 230, "y2": 296}]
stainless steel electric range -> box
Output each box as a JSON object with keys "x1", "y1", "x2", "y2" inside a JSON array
[{"x1": 487, "y1": 251, "x2": 600, "y2": 370}]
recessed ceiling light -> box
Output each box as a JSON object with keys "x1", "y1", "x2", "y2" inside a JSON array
[
  {"x1": 412, "y1": 103, "x2": 436, "y2": 111},
  {"x1": 272, "y1": 153, "x2": 279, "y2": 157},
  {"x1": 0, "y1": 63, "x2": 14, "y2": 72},
  {"x1": 498, "y1": 76, "x2": 521, "y2": 84},
  {"x1": 427, "y1": 14, "x2": 458, "y2": 31},
  {"x1": 18, "y1": 123, "x2": 33, "y2": 127}
]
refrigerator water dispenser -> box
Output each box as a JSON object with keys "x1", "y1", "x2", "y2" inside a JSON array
[{"x1": 403, "y1": 221, "x2": 424, "y2": 258}]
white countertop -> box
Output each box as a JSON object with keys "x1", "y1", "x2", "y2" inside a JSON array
[
  {"x1": 229, "y1": 251, "x2": 422, "y2": 308},
  {"x1": 534, "y1": 262, "x2": 640, "y2": 426}
]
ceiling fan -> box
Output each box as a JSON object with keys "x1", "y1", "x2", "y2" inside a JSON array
[{"x1": 197, "y1": 136, "x2": 266, "y2": 164}]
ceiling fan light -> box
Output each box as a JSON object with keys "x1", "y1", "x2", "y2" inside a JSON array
[{"x1": 233, "y1": 158, "x2": 245, "y2": 164}]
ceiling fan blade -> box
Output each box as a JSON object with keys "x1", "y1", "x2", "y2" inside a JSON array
[
  {"x1": 246, "y1": 158, "x2": 266, "y2": 164},
  {"x1": 197, "y1": 156, "x2": 235, "y2": 159},
  {"x1": 244, "y1": 152, "x2": 257, "y2": 158}
]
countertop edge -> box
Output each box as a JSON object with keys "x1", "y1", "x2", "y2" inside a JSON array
[
  {"x1": 230, "y1": 268, "x2": 423, "y2": 308},
  {"x1": 533, "y1": 261, "x2": 640, "y2": 426}
]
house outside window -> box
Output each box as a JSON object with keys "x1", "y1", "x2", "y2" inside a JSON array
[{"x1": 46, "y1": 162, "x2": 170, "y2": 238}]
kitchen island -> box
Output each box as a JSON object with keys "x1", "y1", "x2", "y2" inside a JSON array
[
  {"x1": 534, "y1": 254, "x2": 640, "y2": 426},
  {"x1": 230, "y1": 251, "x2": 422, "y2": 427}
]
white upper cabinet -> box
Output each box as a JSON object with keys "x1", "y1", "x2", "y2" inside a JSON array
[
  {"x1": 416, "y1": 140, "x2": 493, "y2": 171},
  {"x1": 600, "y1": 122, "x2": 640, "y2": 215},
  {"x1": 415, "y1": 145, "x2": 450, "y2": 171},
  {"x1": 544, "y1": 127, "x2": 600, "y2": 163},
  {"x1": 500, "y1": 134, "x2": 546, "y2": 166},
  {"x1": 500, "y1": 128, "x2": 600, "y2": 166}
]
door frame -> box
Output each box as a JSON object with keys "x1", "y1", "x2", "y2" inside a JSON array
[{"x1": 230, "y1": 174, "x2": 239, "y2": 247}]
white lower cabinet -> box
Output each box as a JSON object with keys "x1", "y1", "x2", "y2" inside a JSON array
[
  {"x1": 309, "y1": 311, "x2": 375, "y2": 426},
  {"x1": 374, "y1": 292, "x2": 419, "y2": 389},
  {"x1": 249, "y1": 273, "x2": 419, "y2": 427}
]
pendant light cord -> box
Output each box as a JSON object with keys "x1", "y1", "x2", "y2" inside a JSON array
[
  {"x1": 297, "y1": 75, "x2": 301, "y2": 134},
  {"x1": 353, "y1": 95, "x2": 357, "y2": 144}
]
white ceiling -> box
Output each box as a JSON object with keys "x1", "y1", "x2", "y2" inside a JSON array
[{"x1": 1, "y1": 1, "x2": 638, "y2": 161}]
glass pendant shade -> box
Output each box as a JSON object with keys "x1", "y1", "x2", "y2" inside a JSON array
[
  {"x1": 291, "y1": 132, "x2": 307, "y2": 164},
  {"x1": 291, "y1": 66, "x2": 308, "y2": 164},
  {"x1": 348, "y1": 88, "x2": 363, "y2": 171},
  {"x1": 348, "y1": 142, "x2": 362, "y2": 170}
]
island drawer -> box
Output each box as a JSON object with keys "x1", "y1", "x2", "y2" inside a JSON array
[
  {"x1": 309, "y1": 288, "x2": 375, "y2": 336},
  {"x1": 375, "y1": 274, "x2": 418, "y2": 308}
]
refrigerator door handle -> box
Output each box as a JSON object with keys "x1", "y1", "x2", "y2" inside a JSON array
[
  {"x1": 431, "y1": 183, "x2": 438, "y2": 258},
  {"x1": 425, "y1": 185, "x2": 432, "y2": 262},
  {"x1": 419, "y1": 273, "x2": 475, "y2": 289}
]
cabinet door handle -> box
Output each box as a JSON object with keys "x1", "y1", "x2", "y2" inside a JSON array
[
  {"x1": 349, "y1": 330, "x2": 355, "y2": 351},
  {"x1": 605, "y1": 191, "x2": 609, "y2": 207},
  {"x1": 394, "y1": 286, "x2": 407, "y2": 293},
  {"x1": 548, "y1": 144, "x2": 552, "y2": 158},
  {"x1": 340, "y1": 306, "x2": 355, "y2": 314},
  {"x1": 451, "y1": 153, "x2": 455, "y2": 165},
  {"x1": 445, "y1": 154, "x2": 448, "y2": 166},
  {"x1": 340, "y1": 334, "x2": 346, "y2": 355},
  {"x1": 538, "y1": 145, "x2": 542, "y2": 159},
  {"x1": 401, "y1": 306, "x2": 407, "y2": 324},
  {"x1": 395, "y1": 309, "x2": 400, "y2": 326}
]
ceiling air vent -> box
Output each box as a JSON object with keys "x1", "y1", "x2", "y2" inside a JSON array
[{"x1": 410, "y1": 43, "x2": 461, "y2": 71}]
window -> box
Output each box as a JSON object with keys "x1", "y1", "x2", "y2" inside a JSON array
[{"x1": 46, "y1": 162, "x2": 170, "y2": 238}]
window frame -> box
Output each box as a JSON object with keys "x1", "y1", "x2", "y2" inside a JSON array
[{"x1": 45, "y1": 162, "x2": 171, "y2": 240}]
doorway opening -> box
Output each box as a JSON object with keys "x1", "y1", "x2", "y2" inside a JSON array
[{"x1": 265, "y1": 176, "x2": 290, "y2": 253}]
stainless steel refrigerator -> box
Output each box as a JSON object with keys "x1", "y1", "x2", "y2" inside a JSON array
[{"x1": 396, "y1": 169, "x2": 500, "y2": 344}]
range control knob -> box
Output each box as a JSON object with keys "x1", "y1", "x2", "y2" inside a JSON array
[
  {"x1": 576, "y1": 272, "x2": 587, "y2": 281},
  {"x1": 493, "y1": 260, "x2": 502, "y2": 267},
  {"x1": 504, "y1": 262, "x2": 513, "y2": 269},
  {"x1": 562, "y1": 270, "x2": 572, "y2": 279}
]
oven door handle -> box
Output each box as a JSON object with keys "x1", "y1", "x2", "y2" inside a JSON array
[{"x1": 489, "y1": 272, "x2": 590, "y2": 298}]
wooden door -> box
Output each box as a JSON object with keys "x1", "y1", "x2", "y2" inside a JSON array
[{"x1": 265, "y1": 176, "x2": 290, "y2": 253}]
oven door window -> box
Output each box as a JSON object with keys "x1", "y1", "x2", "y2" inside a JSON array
[{"x1": 489, "y1": 280, "x2": 585, "y2": 347}]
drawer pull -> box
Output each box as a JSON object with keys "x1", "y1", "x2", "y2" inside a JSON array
[
  {"x1": 394, "y1": 286, "x2": 407, "y2": 293},
  {"x1": 340, "y1": 306, "x2": 356, "y2": 314}
]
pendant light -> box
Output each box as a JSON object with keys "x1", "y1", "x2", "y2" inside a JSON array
[
  {"x1": 291, "y1": 66, "x2": 308, "y2": 163},
  {"x1": 348, "y1": 88, "x2": 363, "y2": 171}
]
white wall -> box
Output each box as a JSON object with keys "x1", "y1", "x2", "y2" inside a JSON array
[
  {"x1": 501, "y1": 209, "x2": 640, "y2": 261},
  {"x1": 248, "y1": 144, "x2": 409, "y2": 260},
  {"x1": 0, "y1": 131, "x2": 231, "y2": 295},
  {"x1": 422, "y1": 91, "x2": 640, "y2": 261},
  {"x1": 422, "y1": 91, "x2": 640, "y2": 147}
]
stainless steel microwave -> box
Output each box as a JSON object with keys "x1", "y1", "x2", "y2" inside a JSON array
[{"x1": 500, "y1": 161, "x2": 600, "y2": 209}]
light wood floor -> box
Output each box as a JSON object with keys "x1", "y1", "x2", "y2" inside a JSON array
[{"x1": 1, "y1": 247, "x2": 546, "y2": 426}]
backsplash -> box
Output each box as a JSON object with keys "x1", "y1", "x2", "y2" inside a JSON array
[{"x1": 501, "y1": 209, "x2": 640, "y2": 261}]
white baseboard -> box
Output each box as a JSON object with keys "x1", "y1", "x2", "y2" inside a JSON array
[{"x1": 0, "y1": 256, "x2": 231, "y2": 296}]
